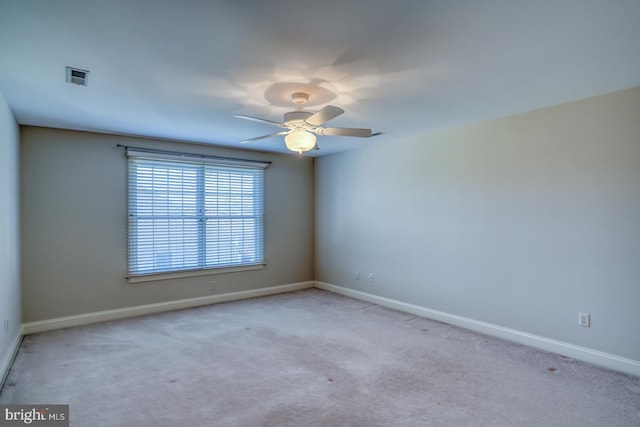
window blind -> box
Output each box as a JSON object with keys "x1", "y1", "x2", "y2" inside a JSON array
[{"x1": 127, "y1": 155, "x2": 265, "y2": 276}]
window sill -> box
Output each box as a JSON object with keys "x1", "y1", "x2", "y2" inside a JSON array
[{"x1": 127, "y1": 264, "x2": 265, "y2": 284}]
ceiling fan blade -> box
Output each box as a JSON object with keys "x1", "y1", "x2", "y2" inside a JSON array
[
  {"x1": 234, "y1": 115, "x2": 286, "y2": 128},
  {"x1": 316, "y1": 127, "x2": 372, "y2": 138},
  {"x1": 305, "y1": 105, "x2": 344, "y2": 126},
  {"x1": 240, "y1": 131, "x2": 289, "y2": 143}
]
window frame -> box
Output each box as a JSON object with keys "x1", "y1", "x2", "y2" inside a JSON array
[{"x1": 125, "y1": 149, "x2": 269, "y2": 283}]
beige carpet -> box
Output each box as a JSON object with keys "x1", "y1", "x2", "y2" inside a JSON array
[{"x1": 2, "y1": 288, "x2": 639, "y2": 426}]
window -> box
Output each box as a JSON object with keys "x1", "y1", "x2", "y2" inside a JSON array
[{"x1": 127, "y1": 151, "x2": 267, "y2": 278}]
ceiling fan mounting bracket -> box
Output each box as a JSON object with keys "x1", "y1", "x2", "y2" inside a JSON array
[{"x1": 291, "y1": 92, "x2": 310, "y2": 106}]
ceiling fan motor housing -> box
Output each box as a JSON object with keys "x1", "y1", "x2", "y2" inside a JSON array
[{"x1": 284, "y1": 111, "x2": 313, "y2": 126}]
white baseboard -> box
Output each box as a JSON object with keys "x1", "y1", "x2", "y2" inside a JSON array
[
  {"x1": 1, "y1": 331, "x2": 23, "y2": 389},
  {"x1": 23, "y1": 281, "x2": 314, "y2": 335},
  {"x1": 17, "y1": 280, "x2": 640, "y2": 378},
  {"x1": 315, "y1": 282, "x2": 640, "y2": 378}
]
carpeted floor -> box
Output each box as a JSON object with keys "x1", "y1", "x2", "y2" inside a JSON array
[{"x1": 2, "y1": 288, "x2": 639, "y2": 426}]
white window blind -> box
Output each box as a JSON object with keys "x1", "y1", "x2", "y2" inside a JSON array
[{"x1": 127, "y1": 153, "x2": 266, "y2": 277}]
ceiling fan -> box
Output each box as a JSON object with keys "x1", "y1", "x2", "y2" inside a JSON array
[{"x1": 235, "y1": 92, "x2": 381, "y2": 154}]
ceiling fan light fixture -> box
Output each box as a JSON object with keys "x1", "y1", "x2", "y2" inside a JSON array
[
  {"x1": 285, "y1": 129, "x2": 316, "y2": 154},
  {"x1": 236, "y1": 92, "x2": 375, "y2": 153}
]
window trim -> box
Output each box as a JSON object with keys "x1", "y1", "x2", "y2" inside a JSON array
[{"x1": 127, "y1": 263, "x2": 265, "y2": 284}]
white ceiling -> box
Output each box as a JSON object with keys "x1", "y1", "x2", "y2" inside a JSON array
[{"x1": 1, "y1": 0, "x2": 639, "y2": 156}]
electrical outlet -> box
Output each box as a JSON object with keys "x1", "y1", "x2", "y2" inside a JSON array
[
  {"x1": 578, "y1": 312, "x2": 590, "y2": 327},
  {"x1": 209, "y1": 280, "x2": 217, "y2": 291},
  {"x1": 355, "y1": 271, "x2": 360, "y2": 280},
  {"x1": 368, "y1": 273, "x2": 375, "y2": 282}
]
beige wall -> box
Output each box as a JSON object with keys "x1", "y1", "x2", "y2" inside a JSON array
[
  {"x1": 0, "y1": 90, "x2": 21, "y2": 380},
  {"x1": 20, "y1": 127, "x2": 314, "y2": 322},
  {"x1": 316, "y1": 87, "x2": 640, "y2": 361}
]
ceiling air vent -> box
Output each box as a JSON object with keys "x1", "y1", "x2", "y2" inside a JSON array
[{"x1": 66, "y1": 67, "x2": 89, "y2": 86}]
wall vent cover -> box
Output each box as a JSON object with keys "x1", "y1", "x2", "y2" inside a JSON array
[{"x1": 66, "y1": 67, "x2": 89, "y2": 86}]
